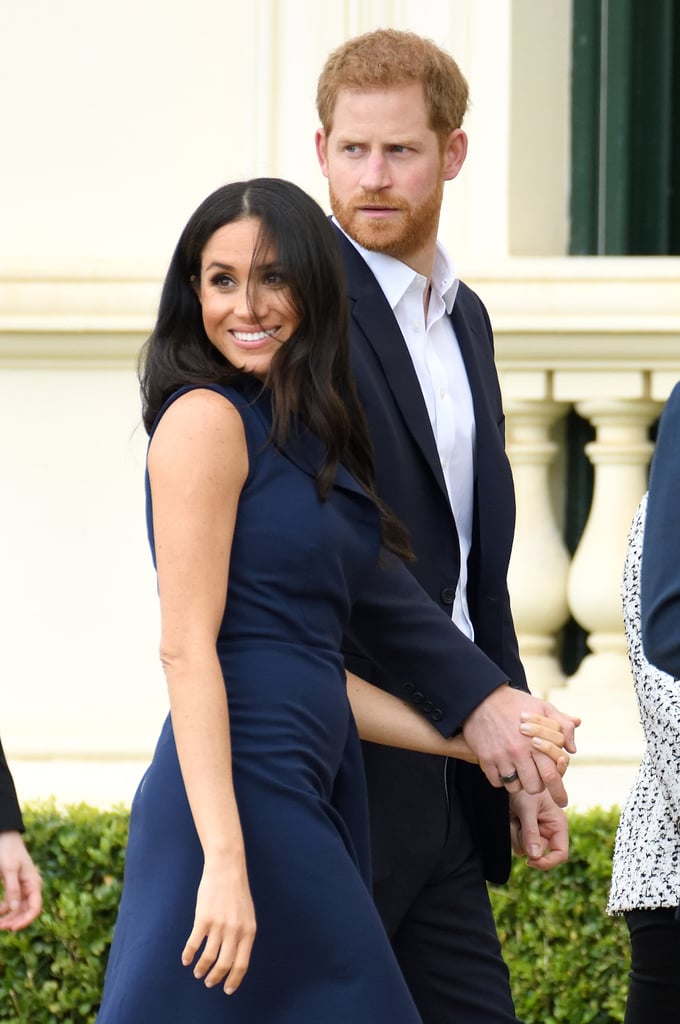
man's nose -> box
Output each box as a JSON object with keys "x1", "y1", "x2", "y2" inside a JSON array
[{"x1": 359, "y1": 151, "x2": 390, "y2": 192}]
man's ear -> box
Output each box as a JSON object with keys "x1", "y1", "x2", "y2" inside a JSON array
[
  {"x1": 442, "y1": 129, "x2": 468, "y2": 181},
  {"x1": 315, "y1": 129, "x2": 330, "y2": 178}
]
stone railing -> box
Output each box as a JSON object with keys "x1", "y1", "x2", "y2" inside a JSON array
[{"x1": 472, "y1": 257, "x2": 680, "y2": 807}]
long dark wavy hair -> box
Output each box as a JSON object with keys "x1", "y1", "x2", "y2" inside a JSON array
[{"x1": 139, "y1": 177, "x2": 412, "y2": 559}]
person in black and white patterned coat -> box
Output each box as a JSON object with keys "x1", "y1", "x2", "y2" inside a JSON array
[{"x1": 607, "y1": 492, "x2": 680, "y2": 1023}]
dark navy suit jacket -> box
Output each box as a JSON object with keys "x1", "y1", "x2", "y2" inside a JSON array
[
  {"x1": 641, "y1": 380, "x2": 680, "y2": 678},
  {"x1": 0, "y1": 737, "x2": 24, "y2": 833},
  {"x1": 337, "y1": 227, "x2": 527, "y2": 884}
]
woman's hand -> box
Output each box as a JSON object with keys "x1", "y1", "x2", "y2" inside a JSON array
[
  {"x1": 519, "y1": 713, "x2": 577, "y2": 775},
  {"x1": 182, "y1": 853, "x2": 256, "y2": 996}
]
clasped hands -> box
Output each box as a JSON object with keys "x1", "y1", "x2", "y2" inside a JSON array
[{"x1": 462, "y1": 684, "x2": 580, "y2": 808}]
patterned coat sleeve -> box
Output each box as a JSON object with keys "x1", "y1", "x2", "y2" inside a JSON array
[{"x1": 608, "y1": 494, "x2": 680, "y2": 913}]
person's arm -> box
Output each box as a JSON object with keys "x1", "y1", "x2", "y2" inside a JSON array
[
  {"x1": 148, "y1": 388, "x2": 255, "y2": 997},
  {"x1": 347, "y1": 552, "x2": 578, "y2": 805},
  {"x1": 0, "y1": 738, "x2": 24, "y2": 833},
  {"x1": 346, "y1": 671, "x2": 570, "y2": 772},
  {"x1": 628, "y1": 496, "x2": 680, "y2": 822},
  {"x1": 641, "y1": 381, "x2": 680, "y2": 677}
]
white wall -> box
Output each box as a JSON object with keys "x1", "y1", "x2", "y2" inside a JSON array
[{"x1": 0, "y1": 0, "x2": 546, "y2": 275}]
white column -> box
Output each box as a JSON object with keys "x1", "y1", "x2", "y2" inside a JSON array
[
  {"x1": 556, "y1": 399, "x2": 659, "y2": 771},
  {"x1": 567, "y1": 399, "x2": 659, "y2": 685},
  {"x1": 506, "y1": 399, "x2": 571, "y2": 696}
]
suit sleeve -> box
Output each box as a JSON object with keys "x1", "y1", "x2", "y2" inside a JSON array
[
  {"x1": 346, "y1": 551, "x2": 510, "y2": 738},
  {"x1": 0, "y1": 736, "x2": 24, "y2": 833},
  {"x1": 641, "y1": 381, "x2": 680, "y2": 678}
]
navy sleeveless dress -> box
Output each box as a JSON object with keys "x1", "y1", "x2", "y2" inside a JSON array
[{"x1": 96, "y1": 381, "x2": 422, "y2": 1023}]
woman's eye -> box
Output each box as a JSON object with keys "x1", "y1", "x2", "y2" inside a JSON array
[{"x1": 211, "y1": 273, "x2": 235, "y2": 288}]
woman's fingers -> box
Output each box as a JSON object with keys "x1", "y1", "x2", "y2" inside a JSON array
[
  {"x1": 182, "y1": 861, "x2": 257, "y2": 995},
  {"x1": 520, "y1": 720, "x2": 564, "y2": 748},
  {"x1": 531, "y1": 737, "x2": 570, "y2": 774},
  {"x1": 182, "y1": 919, "x2": 256, "y2": 995},
  {"x1": 520, "y1": 715, "x2": 573, "y2": 773},
  {"x1": 520, "y1": 713, "x2": 577, "y2": 747}
]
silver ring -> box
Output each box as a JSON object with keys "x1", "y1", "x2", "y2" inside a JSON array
[{"x1": 499, "y1": 770, "x2": 519, "y2": 785}]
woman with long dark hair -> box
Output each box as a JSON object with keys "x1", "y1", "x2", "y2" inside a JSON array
[{"x1": 97, "y1": 178, "x2": 568, "y2": 1023}]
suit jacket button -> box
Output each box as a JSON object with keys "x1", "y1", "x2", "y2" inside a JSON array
[
  {"x1": 412, "y1": 691, "x2": 424, "y2": 705},
  {"x1": 431, "y1": 708, "x2": 443, "y2": 722},
  {"x1": 422, "y1": 700, "x2": 433, "y2": 713},
  {"x1": 403, "y1": 681, "x2": 415, "y2": 694},
  {"x1": 440, "y1": 587, "x2": 455, "y2": 606}
]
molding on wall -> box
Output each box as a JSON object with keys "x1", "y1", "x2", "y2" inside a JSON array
[
  {"x1": 0, "y1": 274, "x2": 157, "y2": 365},
  {"x1": 2, "y1": 257, "x2": 677, "y2": 367}
]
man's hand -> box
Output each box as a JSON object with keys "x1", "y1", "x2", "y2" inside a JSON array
[
  {"x1": 462, "y1": 685, "x2": 579, "y2": 807},
  {"x1": 509, "y1": 790, "x2": 569, "y2": 870}
]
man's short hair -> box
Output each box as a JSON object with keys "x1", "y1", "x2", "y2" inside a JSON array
[{"x1": 316, "y1": 28, "x2": 469, "y2": 140}]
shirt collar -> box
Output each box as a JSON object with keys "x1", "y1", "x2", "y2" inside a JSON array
[{"x1": 334, "y1": 218, "x2": 460, "y2": 314}]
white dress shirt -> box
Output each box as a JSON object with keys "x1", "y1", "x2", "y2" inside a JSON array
[{"x1": 341, "y1": 229, "x2": 477, "y2": 639}]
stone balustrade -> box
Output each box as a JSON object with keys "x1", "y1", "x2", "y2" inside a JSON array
[{"x1": 473, "y1": 257, "x2": 680, "y2": 807}]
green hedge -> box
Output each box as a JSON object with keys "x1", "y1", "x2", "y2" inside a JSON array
[{"x1": 1, "y1": 804, "x2": 628, "y2": 1023}]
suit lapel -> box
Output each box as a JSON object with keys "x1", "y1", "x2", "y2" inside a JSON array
[
  {"x1": 453, "y1": 289, "x2": 514, "y2": 544},
  {"x1": 453, "y1": 296, "x2": 495, "y2": 464}
]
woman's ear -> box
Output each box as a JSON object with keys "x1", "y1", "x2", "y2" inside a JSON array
[{"x1": 190, "y1": 274, "x2": 200, "y2": 299}]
